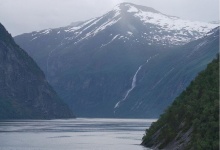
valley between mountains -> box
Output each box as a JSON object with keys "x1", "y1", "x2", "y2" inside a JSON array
[{"x1": 14, "y1": 3, "x2": 219, "y2": 118}]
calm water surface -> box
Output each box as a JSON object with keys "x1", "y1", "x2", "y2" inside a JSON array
[{"x1": 0, "y1": 118, "x2": 156, "y2": 150}]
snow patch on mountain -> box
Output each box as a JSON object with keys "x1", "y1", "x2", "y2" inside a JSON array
[
  {"x1": 92, "y1": 18, "x2": 121, "y2": 36},
  {"x1": 21, "y1": 3, "x2": 218, "y2": 47},
  {"x1": 65, "y1": 18, "x2": 96, "y2": 33},
  {"x1": 127, "y1": 31, "x2": 133, "y2": 35},
  {"x1": 30, "y1": 37, "x2": 38, "y2": 41},
  {"x1": 73, "y1": 17, "x2": 121, "y2": 45},
  {"x1": 127, "y1": 5, "x2": 139, "y2": 13},
  {"x1": 112, "y1": 6, "x2": 121, "y2": 18},
  {"x1": 42, "y1": 29, "x2": 52, "y2": 34},
  {"x1": 135, "y1": 11, "x2": 217, "y2": 37},
  {"x1": 101, "y1": 34, "x2": 120, "y2": 48}
]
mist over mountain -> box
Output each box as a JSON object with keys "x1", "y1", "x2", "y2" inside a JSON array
[{"x1": 14, "y1": 3, "x2": 219, "y2": 118}]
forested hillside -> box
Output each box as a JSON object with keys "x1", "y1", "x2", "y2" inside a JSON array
[{"x1": 142, "y1": 55, "x2": 219, "y2": 150}]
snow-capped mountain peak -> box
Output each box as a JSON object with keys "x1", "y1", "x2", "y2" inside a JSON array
[
  {"x1": 14, "y1": 3, "x2": 219, "y2": 119},
  {"x1": 20, "y1": 3, "x2": 218, "y2": 47}
]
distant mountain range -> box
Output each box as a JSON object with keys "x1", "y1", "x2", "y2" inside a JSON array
[
  {"x1": 14, "y1": 3, "x2": 219, "y2": 118},
  {"x1": 0, "y1": 23, "x2": 74, "y2": 119}
]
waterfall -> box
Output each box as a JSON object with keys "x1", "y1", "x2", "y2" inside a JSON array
[
  {"x1": 114, "y1": 54, "x2": 159, "y2": 109},
  {"x1": 114, "y1": 65, "x2": 143, "y2": 108}
]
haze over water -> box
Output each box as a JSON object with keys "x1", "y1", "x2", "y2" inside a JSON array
[{"x1": 0, "y1": 118, "x2": 155, "y2": 150}]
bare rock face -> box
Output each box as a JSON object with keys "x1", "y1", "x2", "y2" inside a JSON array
[{"x1": 0, "y1": 23, "x2": 74, "y2": 119}]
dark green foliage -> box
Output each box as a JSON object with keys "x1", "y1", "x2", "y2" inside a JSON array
[{"x1": 142, "y1": 55, "x2": 219, "y2": 149}]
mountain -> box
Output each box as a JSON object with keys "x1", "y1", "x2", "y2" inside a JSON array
[
  {"x1": 14, "y1": 3, "x2": 217, "y2": 73},
  {"x1": 14, "y1": 3, "x2": 219, "y2": 118},
  {"x1": 142, "y1": 56, "x2": 219, "y2": 150},
  {"x1": 0, "y1": 23, "x2": 74, "y2": 119},
  {"x1": 113, "y1": 27, "x2": 219, "y2": 118}
]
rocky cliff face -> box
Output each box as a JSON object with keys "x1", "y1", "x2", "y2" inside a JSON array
[{"x1": 0, "y1": 23, "x2": 74, "y2": 119}]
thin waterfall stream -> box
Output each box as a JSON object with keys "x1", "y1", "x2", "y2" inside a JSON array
[{"x1": 114, "y1": 54, "x2": 158, "y2": 109}]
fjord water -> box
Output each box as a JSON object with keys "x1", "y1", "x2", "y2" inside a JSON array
[{"x1": 0, "y1": 118, "x2": 155, "y2": 150}]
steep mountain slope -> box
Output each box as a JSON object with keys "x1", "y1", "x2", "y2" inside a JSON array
[
  {"x1": 14, "y1": 3, "x2": 219, "y2": 118},
  {"x1": 0, "y1": 23, "x2": 74, "y2": 119},
  {"x1": 15, "y1": 3, "x2": 217, "y2": 74},
  {"x1": 142, "y1": 56, "x2": 219, "y2": 150},
  {"x1": 114, "y1": 27, "x2": 219, "y2": 118}
]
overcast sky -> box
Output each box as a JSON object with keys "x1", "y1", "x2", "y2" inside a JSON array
[{"x1": 0, "y1": 0, "x2": 219, "y2": 36}]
